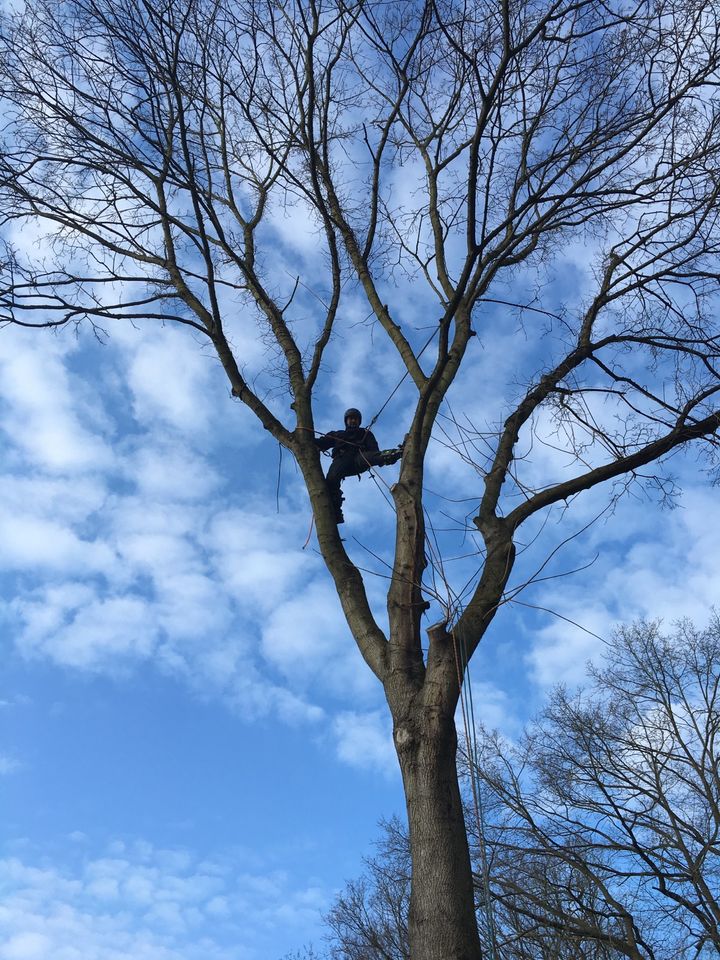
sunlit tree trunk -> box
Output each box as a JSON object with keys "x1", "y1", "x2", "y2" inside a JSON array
[{"x1": 393, "y1": 703, "x2": 482, "y2": 960}]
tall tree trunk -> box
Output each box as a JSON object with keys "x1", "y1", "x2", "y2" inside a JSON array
[{"x1": 393, "y1": 701, "x2": 482, "y2": 960}]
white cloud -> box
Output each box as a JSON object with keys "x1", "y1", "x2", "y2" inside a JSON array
[
  {"x1": 0, "y1": 755, "x2": 21, "y2": 775},
  {"x1": 121, "y1": 331, "x2": 217, "y2": 434},
  {"x1": 2, "y1": 500, "x2": 329, "y2": 725},
  {"x1": 0, "y1": 334, "x2": 113, "y2": 474},
  {"x1": 110, "y1": 497, "x2": 208, "y2": 545},
  {"x1": 525, "y1": 607, "x2": 609, "y2": 688},
  {"x1": 266, "y1": 197, "x2": 325, "y2": 261},
  {"x1": 261, "y1": 580, "x2": 344, "y2": 674},
  {"x1": 206, "y1": 508, "x2": 319, "y2": 614},
  {"x1": 114, "y1": 531, "x2": 200, "y2": 577},
  {"x1": 225, "y1": 669, "x2": 326, "y2": 727},
  {"x1": 0, "y1": 515, "x2": 116, "y2": 575},
  {"x1": 0, "y1": 322, "x2": 363, "y2": 747},
  {"x1": 0, "y1": 474, "x2": 108, "y2": 526},
  {"x1": 463, "y1": 680, "x2": 521, "y2": 737},
  {"x1": 0, "y1": 840, "x2": 330, "y2": 960},
  {"x1": 123, "y1": 445, "x2": 221, "y2": 502},
  {"x1": 261, "y1": 580, "x2": 377, "y2": 702},
  {"x1": 332, "y1": 710, "x2": 396, "y2": 776},
  {"x1": 154, "y1": 572, "x2": 233, "y2": 642},
  {"x1": 1, "y1": 931, "x2": 53, "y2": 960},
  {"x1": 524, "y1": 485, "x2": 720, "y2": 689},
  {"x1": 14, "y1": 585, "x2": 160, "y2": 671}
]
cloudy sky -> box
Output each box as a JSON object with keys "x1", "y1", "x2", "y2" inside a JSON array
[{"x1": 2, "y1": 19, "x2": 720, "y2": 950}]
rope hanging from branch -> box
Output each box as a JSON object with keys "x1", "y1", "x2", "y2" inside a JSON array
[{"x1": 452, "y1": 626, "x2": 500, "y2": 960}]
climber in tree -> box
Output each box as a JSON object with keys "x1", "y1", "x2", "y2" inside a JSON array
[{"x1": 315, "y1": 408, "x2": 380, "y2": 524}]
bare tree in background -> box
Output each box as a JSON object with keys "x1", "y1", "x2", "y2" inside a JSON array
[
  {"x1": 2, "y1": 1, "x2": 720, "y2": 956},
  {"x1": 480, "y1": 616, "x2": 720, "y2": 959},
  {"x1": 310, "y1": 618, "x2": 720, "y2": 959},
  {"x1": 323, "y1": 816, "x2": 411, "y2": 960},
  {"x1": 319, "y1": 824, "x2": 628, "y2": 959}
]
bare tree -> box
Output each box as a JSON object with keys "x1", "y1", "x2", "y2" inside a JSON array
[
  {"x1": 481, "y1": 617, "x2": 720, "y2": 959},
  {"x1": 323, "y1": 817, "x2": 411, "y2": 960},
  {"x1": 318, "y1": 820, "x2": 634, "y2": 959},
  {"x1": 309, "y1": 618, "x2": 720, "y2": 960},
  {"x1": 2, "y1": 1, "x2": 720, "y2": 956}
]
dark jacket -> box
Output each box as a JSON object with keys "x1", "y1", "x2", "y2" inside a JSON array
[{"x1": 316, "y1": 426, "x2": 379, "y2": 459}]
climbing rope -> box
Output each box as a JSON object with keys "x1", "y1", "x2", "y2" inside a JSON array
[
  {"x1": 452, "y1": 624, "x2": 500, "y2": 960},
  {"x1": 341, "y1": 449, "x2": 501, "y2": 953},
  {"x1": 364, "y1": 322, "x2": 442, "y2": 431},
  {"x1": 302, "y1": 514, "x2": 315, "y2": 550},
  {"x1": 275, "y1": 442, "x2": 283, "y2": 513},
  {"x1": 309, "y1": 319, "x2": 441, "y2": 450}
]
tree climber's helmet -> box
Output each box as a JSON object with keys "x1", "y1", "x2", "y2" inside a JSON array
[{"x1": 344, "y1": 408, "x2": 362, "y2": 426}]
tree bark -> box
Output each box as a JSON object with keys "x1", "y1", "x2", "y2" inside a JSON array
[{"x1": 392, "y1": 695, "x2": 482, "y2": 960}]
